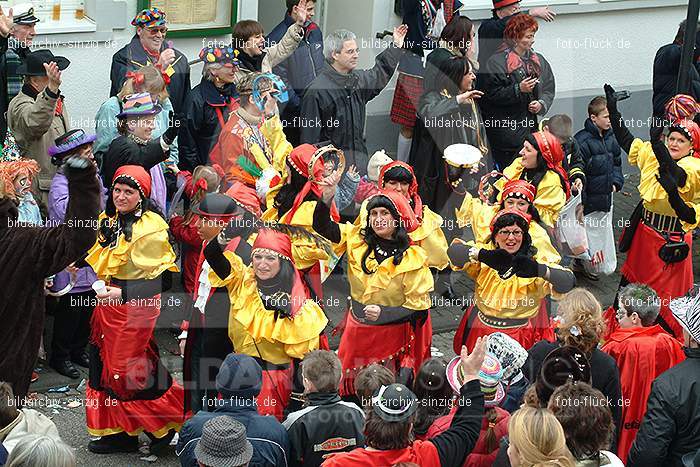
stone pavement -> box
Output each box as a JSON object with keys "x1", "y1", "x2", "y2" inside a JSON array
[{"x1": 28, "y1": 169, "x2": 700, "y2": 466}]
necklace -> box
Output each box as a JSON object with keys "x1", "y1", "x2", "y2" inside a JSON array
[{"x1": 127, "y1": 133, "x2": 150, "y2": 146}]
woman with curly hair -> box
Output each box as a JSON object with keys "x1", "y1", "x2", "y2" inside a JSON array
[
  {"x1": 449, "y1": 209, "x2": 574, "y2": 352},
  {"x1": 481, "y1": 14, "x2": 555, "y2": 170},
  {"x1": 507, "y1": 407, "x2": 576, "y2": 467},
  {"x1": 522, "y1": 289, "x2": 622, "y2": 440},
  {"x1": 548, "y1": 383, "x2": 624, "y2": 467}
]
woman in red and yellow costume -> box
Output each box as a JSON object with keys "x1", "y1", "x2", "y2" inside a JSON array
[
  {"x1": 204, "y1": 224, "x2": 328, "y2": 420},
  {"x1": 605, "y1": 84, "x2": 700, "y2": 340},
  {"x1": 448, "y1": 209, "x2": 575, "y2": 352},
  {"x1": 356, "y1": 160, "x2": 449, "y2": 270},
  {"x1": 85, "y1": 165, "x2": 183, "y2": 455},
  {"x1": 496, "y1": 129, "x2": 570, "y2": 228},
  {"x1": 313, "y1": 189, "x2": 434, "y2": 395}
]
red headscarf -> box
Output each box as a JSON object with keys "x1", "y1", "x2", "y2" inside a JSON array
[
  {"x1": 113, "y1": 165, "x2": 151, "y2": 198},
  {"x1": 489, "y1": 208, "x2": 532, "y2": 233},
  {"x1": 670, "y1": 119, "x2": 700, "y2": 155},
  {"x1": 286, "y1": 144, "x2": 340, "y2": 222},
  {"x1": 226, "y1": 182, "x2": 262, "y2": 217},
  {"x1": 252, "y1": 228, "x2": 310, "y2": 317},
  {"x1": 533, "y1": 130, "x2": 570, "y2": 199},
  {"x1": 502, "y1": 179, "x2": 537, "y2": 204},
  {"x1": 366, "y1": 189, "x2": 420, "y2": 234},
  {"x1": 378, "y1": 161, "x2": 424, "y2": 220}
]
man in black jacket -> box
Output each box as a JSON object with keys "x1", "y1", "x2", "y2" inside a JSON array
[
  {"x1": 109, "y1": 7, "x2": 190, "y2": 115},
  {"x1": 283, "y1": 350, "x2": 365, "y2": 467},
  {"x1": 300, "y1": 25, "x2": 407, "y2": 175},
  {"x1": 627, "y1": 290, "x2": 700, "y2": 467}
]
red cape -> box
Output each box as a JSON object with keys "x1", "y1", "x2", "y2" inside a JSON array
[{"x1": 602, "y1": 325, "x2": 685, "y2": 463}]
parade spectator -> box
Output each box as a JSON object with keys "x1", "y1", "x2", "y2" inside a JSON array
[
  {"x1": 412, "y1": 358, "x2": 453, "y2": 440},
  {"x1": 233, "y1": 0, "x2": 309, "y2": 85},
  {"x1": 301, "y1": 25, "x2": 407, "y2": 174},
  {"x1": 84, "y1": 166, "x2": 182, "y2": 454},
  {"x1": 549, "y1": 383, "x2": 624, "y2": 467},
  {"x1": 110, "y1": 7, "x2": 191, "y2": 115},
  {"x1": 4, "y1": 434, "x2": 75, "y2": 467},
  {"x1": 95, "y1": 65, "x2": 177, "y2": 169},
  {"x1": 0, "y1": 4, "x2": 36, "y2": 142},
  {"x1": 47, "y1": 130, "x2": 105, "y2": 380},
  {"x1": 7, "y1": 49, "x2": 70, "y2": 208},
  {"x1": 179, "y1": 46, "x2": 239, "y2": 172},
  {"x1": 99, "y1": 92, "x2": 179, "y2": 212},
  {"x1": 602, "y1": 284, "x2": 685, "y2": 463},
  {"x1": 0, "y1": 382, "x2": 60, "y2": 455},
  {"x1": 284, "y1": 350, "x2": 365, "y2": 466},
  {"x1": 652, "y1": 20, "x2": 700, "y2": 120},
  {"x1": 353, "y1": 364, "x2": 395, "y2": 410},
  {"x1": 606, "y1": 84, "x2": 700, "y2": 341},
  {"x1": 268, "y1": 0, "x2": 324, "y2": 146},
  {"x1": 487, "y1": 332, "x2": 529, "y2": 413},
  {"x1": 177, "y1": 354, "x2": 289, "y2": 467},
  {"x1": 481, "y1": 14, "x2": 555, "y2": 170},
  {"x1": 0, "y1": 150, "x2": 99, "y2": 401},
  {"x1": 194, "y1": 417, "x2": 253, "y2": 467},
  {"x1": 322, "y1": 339, "x2": 487, "y2": 466},
  {"x1": 627, "y1": 288, "x2": 700, "y2": 466},
  {"x1": 523, "y1": 289, "x2": 622, "y2": 438},
  {"x1": 422, "y1": 16, "x2": 475, "y2": 93},
  {"x1": 507, "y1": 408, "x2": 575, "y2": 467}
]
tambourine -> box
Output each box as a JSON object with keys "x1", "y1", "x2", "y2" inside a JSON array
[
  {"x1": 309, "y1": 144, "x2": 346, "y2": 185},
  {"x1": 478, "y1": 171, "x2": 506, "y2": 206},
  {"x1": 443, "y1": 143, "x2": 483, "y2": 169},
  {"x1": 252, "y1": 73, "x2": 289, "y2": 112}
]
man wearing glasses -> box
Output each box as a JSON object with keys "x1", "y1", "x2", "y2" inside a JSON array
[{"x1": 109, "y1": 7, "x2": 191, "y2": 116}]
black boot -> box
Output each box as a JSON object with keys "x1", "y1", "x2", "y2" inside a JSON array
[
  {"x1": 146, "y1": 429, "x2": 176, "y2": 456},
  {"x1": 50, "y1": 360, "x2": 80, "y2": 379},
  {"x1": 88, "y1": 432, "x2": 139, "y2": 454},
  {"x1": 71, "y1": 352, "x2": 90, "y2": 368}
]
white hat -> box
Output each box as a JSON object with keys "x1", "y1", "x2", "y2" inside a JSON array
[
  {"x1": 670, "y1": 286, "x2": 700, "y2": 344},
  {"x1": 12, "y1": 3, "x2": 40, "y2": 25},
  {"x1": 367, "y1": 150, "x2": 393, "y2": 182}
]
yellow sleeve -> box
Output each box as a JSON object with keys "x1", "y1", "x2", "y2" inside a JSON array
[
  {"x1": 535, "y1": 172, "x2": 567, "y2": 228},
  {"x1": 129, "y1": 230, "x2": 179, "y2": 279},
  {"x1": 208, "y1": 249, "x2": 247, "y2": 290},
  {"x1": 530, "y1": 222, "x2": 561, "y2": 265},
  {"x1": 413, "y1": 208, "x2": 449, "y2": 270},
  {"x1": 678, "y1": 157, "x2": 700, "y2": 231},
  {"x1": 627, "y1": 138, "x2": 647, "y2": 167},
  {"x1": 260, "y1": 115, "x2": 293, "y2": 176},
  {"x1": 401, "y1": 258, "x2": 435, "y2": 310}
]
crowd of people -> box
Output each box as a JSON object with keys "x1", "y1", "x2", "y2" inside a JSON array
[{"x1": 0, "y1": 0, "x2": 700, "y2": 466}]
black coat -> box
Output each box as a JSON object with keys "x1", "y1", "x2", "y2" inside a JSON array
[
  {"x1": 523, "y1": 339, "x2": 622, "y2": 446},
  {"x1": 100, "y1": 135, "x2": 170, "y2": 189},
  {"x1": 110, "y1": 35, "x2": 191, "y2": 115},
  {"x1": 652, "y1": 43, "x2": 700, "y2": 119},
  {"x1": 627, "y1": 347, "x2": 700, "y2": 467},
  {"x1": 574, "y1": 118, "x2": 624, "y2": 214},
  {"x1": 300, "y1": 46, "x2": 403, "y2": 175},
  {"x1": 178, "y1": 79, "x2": 237, "y2": 172},
  {"x1": 480, "y1": 49, "x2": 555, "y2": 167}
]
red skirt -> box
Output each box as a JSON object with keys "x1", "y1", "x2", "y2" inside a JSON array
[
  {"x1": 256, "y1": 366, "x2": 292, "y2": 421},
  {"x1": 391, "y1": 72, "x2": 424, "y2": 127},
  {"x1": 453, "y1": 303, "x2": 554, "y2": 354},
  {"x1": 621, "y1": 222, "x2": 693, "y2": 340},
  {"x1": 87, "y1": 298, "x2": 184, "y2": 437},
  {"x1": 337, "y1": 312, "x2": 432, "y2": 396}
]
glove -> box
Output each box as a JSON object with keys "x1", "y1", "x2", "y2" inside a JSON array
[
  {"x1": 512, "y1": 254, "x2": 541, "y2": 278},
  {"x1": 656, "y1": 170, "x2": 679, "y2": 196},
  {"x1": 162, "y1": 111, "x2": 182, "y2": 145},
  {"x1": 477, "y1": 248, "x2": 513, "y2": 272},
  {"x1": 447, "y1": 242, "x2": 470, "y2": 269},
  {"x1": 657, "y1": 172, "x2": 697, "y2": 224},
  {"x1": 652, "y1": 137, "x2": 687, "y2": 187},
  {"x1": 650, "y1": 124, "x2": 665, "y2": 143},
  {"x1": 604, "y1": 84, "x2": 618, "y2": 115}
]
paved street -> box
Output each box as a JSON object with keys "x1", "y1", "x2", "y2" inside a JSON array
[{"x1": 28, "y1": 170, "x2": 700, "y2": 465}]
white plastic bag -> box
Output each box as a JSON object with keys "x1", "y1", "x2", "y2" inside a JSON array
[
  {"x1": 555, "y1": 192, "x2": 590, "y2": 259},
  {"x1": 583, "y1": 204, "x2": 617, "y2": 276},
  {"x1": 428, "y1": 5, "x2": 447, "y2": 41}
]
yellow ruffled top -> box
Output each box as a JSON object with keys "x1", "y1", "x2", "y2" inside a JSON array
[
  {"x1": 356, "y1": 199, "x2": 449, "y2": 269},
  {"x1": 499, "y1": 157, "x2": 567, "y2": 228},
  {"x1": 451, "y1": 238, "x2": 564, "y2": 319},
  {"x1": 629, "y1": 138, "x2": 700, "y2": 231},
  {"x1": 334, "y1": 223, "x2": 434, "y2": 311},
  {"x1": 209, "y1": 250, "x2": 328, "y2": 364},
  {"x1": 262, "y1": 201, "x2": 332, "y2": 271},
  {"x1": 455, "y1": 192, "x2": 561, "y2": 264},
  {"x1": 86, "y1": 212, "x2": 179, "y2": 281},
  {"x1": 250, "y1": 114, "x2": 290, "y2": 181}
]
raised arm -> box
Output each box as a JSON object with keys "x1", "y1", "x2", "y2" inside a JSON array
[{"x1": 604, "y1": 84, "x2": 634, "y2": 153}]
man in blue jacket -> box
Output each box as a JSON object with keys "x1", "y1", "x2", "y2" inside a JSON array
[
  {"x1": 267, "y1": 0, "x2": 324, "y2": 146},
  {"x1": 176, "y1": 354, "x2": 289, "y2": 467}
]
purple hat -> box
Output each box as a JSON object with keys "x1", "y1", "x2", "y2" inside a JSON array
[
  {"x1": 48, "y1": 129, "x2": 96, "y2": 165},
  {"x1": 116, "y1": 92, "x2": 162, "y2": 119}
]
